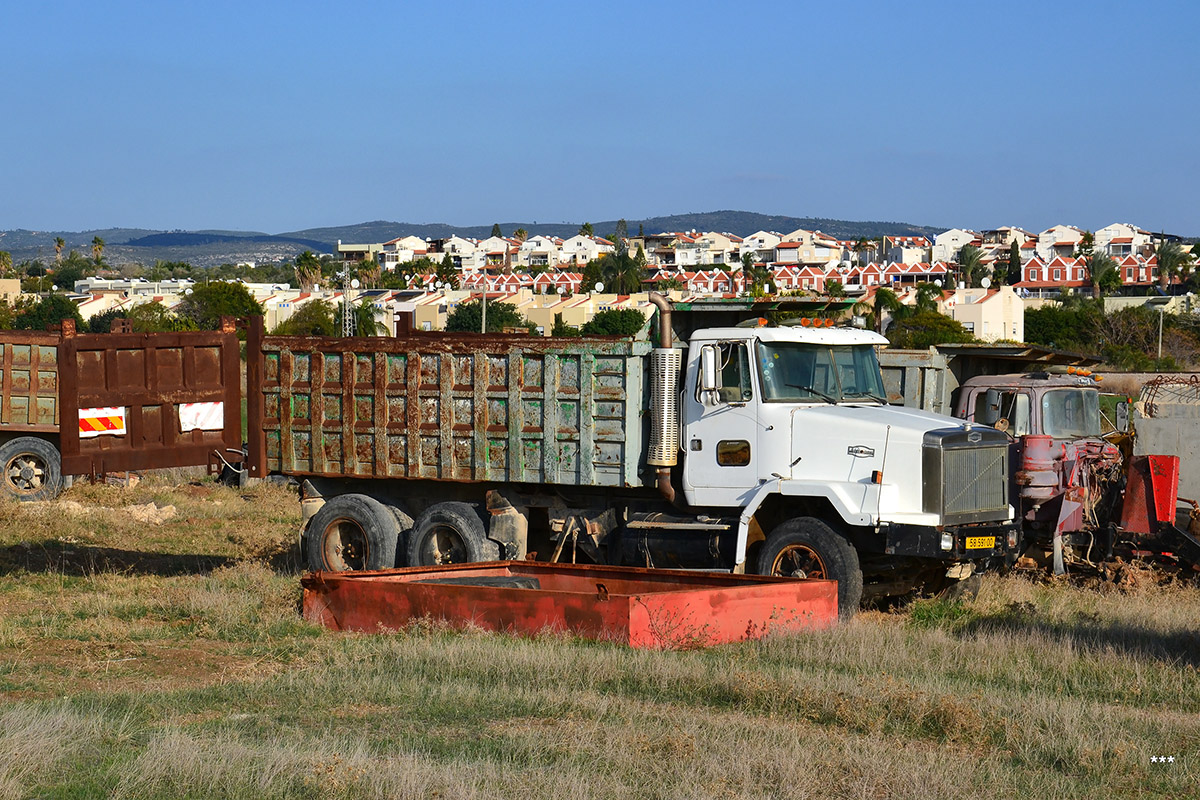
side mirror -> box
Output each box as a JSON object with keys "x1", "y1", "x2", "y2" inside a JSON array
[
  {"x1": 700, "y1": 345, "x2": 718, "y2": 392},
  {"x1": 1115, "y1": 401, "x2": 1130, "y2": 433},
  {"x1": 978, "y1": 389, "x2": 1001, "y2": 425}
]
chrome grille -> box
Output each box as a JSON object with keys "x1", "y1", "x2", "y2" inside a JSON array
[
  {"x1": 922, "y1": 427, "x2": 1011, "y2": 524},
  {"x1": 942, "y1": 446, "x2": 1008, "y2": 517}
]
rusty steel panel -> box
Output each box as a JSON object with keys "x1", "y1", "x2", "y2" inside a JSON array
[
  {"x1": 877, "y1": 348, "x2": 951, "y2": 415},
  {"x1": 247, "y1": 317, "x2": 650, "y2": 487},
  {"x1": 301, "y1": 561, "x2": 838, "y2": 649},
  {"x1": 58, "y1": 324, "x2": 243, "y2": 476},
  {"x1": 0, "y1": 332, "x2": 61, "y2": 433}
]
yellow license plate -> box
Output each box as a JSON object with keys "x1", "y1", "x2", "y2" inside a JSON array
[{"x1": 965, "y1": 536, "x2": 995, "y2": 550}]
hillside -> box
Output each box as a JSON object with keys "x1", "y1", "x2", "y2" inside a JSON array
[{"x1": 0, "y1": 211, "x2": 945, "y2": 268}]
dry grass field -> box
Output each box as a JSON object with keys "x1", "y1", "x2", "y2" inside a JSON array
[{"x1": 0, "y1": 474, "x2": 1197, "y2": 799}]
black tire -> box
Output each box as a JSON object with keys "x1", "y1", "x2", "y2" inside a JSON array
[
  {"x1": 387, "y1": 505, "x2": 415, "y2": 567},
  {"x1": 305, "y1": 494, "x2": 401, "y2": 571},
  {"x1": 407, "y1": 502, "x2": 499, "y2": 567},
  {"x1": 0, "y1": 437, "x2": 63, "y2": 502},
  {"x1": 756, "y1": 517, "x2": 863, "y2": 619}
]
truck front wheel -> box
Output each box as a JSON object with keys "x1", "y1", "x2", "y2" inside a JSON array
[
  {"x1": 305, "y1": 494, "x2": 401, "y2": 571},
  {"x1": 757, "y1": 518, "x2": 863, "y2": 618},
  {"x1": 407, "y1": 502, "x2": 499, "y2": 567},
  {"x1": 0, "y1": 437, "x2": 63, "y2": 502}
]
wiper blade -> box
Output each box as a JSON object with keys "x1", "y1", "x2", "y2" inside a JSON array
[
  {"x1": 843, "y1": 391, "x2": 887, "y2": 403},
  {"x1": 785, "y1": 383, "x2": 839, "y2": 403}
]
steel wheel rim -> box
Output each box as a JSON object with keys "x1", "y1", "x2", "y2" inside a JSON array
[
  {"x1": 322, "y1": 517, "x2": 368, "y2": 571},
  {"x1": 4, "y1": 453, "x2": 46, "y2": 496},
  {"x1": 420, "y1": 524, "x2": 467, "y2": 565},
  {"x1": 771, "y1": 544, "x2": 828, "y2": 580}
]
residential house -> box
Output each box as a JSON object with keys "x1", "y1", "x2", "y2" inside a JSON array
[
  {"x1": 1034, "y1": 225, "x2": 1085, "y2": 262},
  {"x1": 943, "y1": 285, "x2": 1024, "y2": 342},
  {"x1": 531, "y1": 271, "x2": 583, "y2": 295},
  {"x1": 777, "y1": 229, "x2": 841, "y2": 265},
  {"x1": 692, "y1": 231, "x2": 742, "y2": 266},
  {"x1": 1094, "y1": 223, "x2": 1155, "y2": 258},
  {"x1": 516, "y1": 235, "x2": 563, "y2": 268},
  {"x1": 560, "y1": 235, "x2": 615, "y2": 266},
  {"x1": 379, "y1": 236, "x2": 428, "y2": 270},
  {"x1": 738, "y1": 231, "x2": 783, "y2": 264},
  {"x1": 628, "y1": 232, "x2": 679, "y2": 266},
  {"x1": 884, "y1": 236, "x2": 932, "y2": 265},
  {"x1": 932, "y1": 229, "x2": 981, "y2": 263},
  {"x1": 335, "y1": 240, "x2": 385, "y2": 264}
]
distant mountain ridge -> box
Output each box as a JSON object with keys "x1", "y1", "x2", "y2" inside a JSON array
[
  {"x1": 280, "y1": 212, "x2": 945, "y2": 249},
  {"x1": 0, "y1": 211, "x2": 946, "y2": 268}
]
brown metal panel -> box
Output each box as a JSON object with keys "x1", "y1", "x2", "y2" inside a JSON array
[
  {"x1": 58, "y1": 327, "x2": 242, "y2": 477},
  {"x1": 246, "y1": 316, "x2": 267, "y2": 478}
]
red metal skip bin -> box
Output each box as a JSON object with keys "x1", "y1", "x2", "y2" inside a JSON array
[{"x1": 301, "y1": 561, "x2": 838, "y2": 649}]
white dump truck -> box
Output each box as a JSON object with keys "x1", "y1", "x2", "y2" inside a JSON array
[{"x1": 247, "y1": 297, "x2": 1019, "y2": 616}]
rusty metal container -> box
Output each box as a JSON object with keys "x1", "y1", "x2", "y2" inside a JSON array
[
  {"x1": 0, "y1": 332, "x2": 60, "y2": 432},
  {"x1": 301, "y1": 561, "x2": 838, "y2": 649},
  {"x1": 247, "y1": 318, "x2": 651, "y2": 487}
]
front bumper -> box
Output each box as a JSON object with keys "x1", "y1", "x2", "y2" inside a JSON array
[{"x1": 882, "y1": 520, "x2": 1021, "y2": 560}]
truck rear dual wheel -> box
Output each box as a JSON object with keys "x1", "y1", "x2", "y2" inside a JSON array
[
  {"x1": 0, "y1": 437, "x2": 63, "y2": 502},
  {"x1": 407, "y1": 502, "x2": 499, "y2": 567},
  {"x1": 757, "y1": 518, "x2": 863, "y2": 619},
  {"x1": 306, "y1": 494, "x2": 402, "y2": 571}
]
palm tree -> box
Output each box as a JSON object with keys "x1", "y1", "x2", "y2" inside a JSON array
[
  {"x1": 293, "y1": 250, "x2": 324, "y2": 291},
  {"x1": 54, "y1": 237, "x2": 65, "y2": 264},
  {"x1": 871, "y1": 287, "x2": 902, "y2": 333},
  {"x1": 956, "y1": 245, "x2": 984, "y2": 287},
  {"x1": 1155, "y1": 240, "x2": 1192, "y2": 294},
  {"x1": 91, "y1": 236, "x2": 105, "y2": 266},
  {"x1": 338, "y1": 299, "x2": 387, "y2": 336},
  {"x1": 914, "y1": 282, "x2": 942, "y2": 312},
  {"x1": 1085, "y1": 252, "x2": 1118, "y2": 299}
]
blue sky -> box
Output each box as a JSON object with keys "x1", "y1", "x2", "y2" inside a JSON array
[{"x1": 4, "y1": 0, "x2": 1198, "y2": 235}]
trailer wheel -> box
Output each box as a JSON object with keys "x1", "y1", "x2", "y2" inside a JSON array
[
  {"x1": 305, "y1": 494, "x2": 400, "y2": 572},
  {"x1": 757, "y1": 518, "x2": 863, "y2": 619},
  {"x1": 407, "y1": 502, "x2": 499, "y2": 567},
  {"x1": 0, "y1": 437, "x2": 63, "y2": 502}
]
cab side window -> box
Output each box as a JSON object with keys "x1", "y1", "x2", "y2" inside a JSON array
[{"x1": 697, "y1": 342, "x2": 753, "y2": 404}]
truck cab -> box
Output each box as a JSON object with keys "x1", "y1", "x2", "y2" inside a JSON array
[
  {"x1": 954, "y1": 373, "x2": 1103, "y2": 441},
  {"x1": 658, "y1": 322, "x2": 1019, "y2": 606},
  {"x1": 952, "y1": 372, "x2": 1121, "y2": 572}
]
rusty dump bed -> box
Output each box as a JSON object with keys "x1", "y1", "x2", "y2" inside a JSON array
[
  {"x1": 301, "y1": 561, "x2": 838, "y2": 649},
  {"x1": 248, "y1": 318, "x2": 652, "y2": 487}
]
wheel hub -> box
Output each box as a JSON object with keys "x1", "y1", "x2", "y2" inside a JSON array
[{"x1": 771, "y1": 544, "x2": 828, "y2": 581}]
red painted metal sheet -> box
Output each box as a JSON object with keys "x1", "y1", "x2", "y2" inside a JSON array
[
  {"x1": 1148, "y1": 454, "x2": 1180, "y2": 527},
  {"x1": 301, "y1": 561, "x2": 837, "y2": 649},
  {"x1": 1121, "y1": 454, "x2": 1181, "y2": 534}
]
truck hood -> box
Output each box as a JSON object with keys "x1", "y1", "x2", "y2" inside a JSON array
[{"x1": 788, "y1": 402, "x2": 981, "y2": 485}]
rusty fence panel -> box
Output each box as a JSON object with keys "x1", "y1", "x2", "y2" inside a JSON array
[
  {"x1": 58, "y1": 322, "x2": 243, "y2": 477},
  {"x1": 0, "y1": 331, "x2": 61, "y2": 433},
  {"x1": 246, "y1": 316, "x2": 649, "y2": 487}
]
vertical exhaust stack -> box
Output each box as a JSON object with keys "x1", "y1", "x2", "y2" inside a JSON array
[{"x1": 647, "y1": 293, "x2": 679, "y2": 503}]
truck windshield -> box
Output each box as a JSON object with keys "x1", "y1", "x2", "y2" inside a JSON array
[
  {"x1": 1041, "y1": 388, "x2": 1101, "y2": 438},
  {"x1": 757, "y1": 342, "x2": 888, "y2": 403}
]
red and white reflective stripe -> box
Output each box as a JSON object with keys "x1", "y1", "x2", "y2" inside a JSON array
[
  {"x1": 179, "y1": 401, "x2": 224, "y2": 432},
  {"x1": 79, "y1": 407, "x2": 126, "y2": 438}
]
